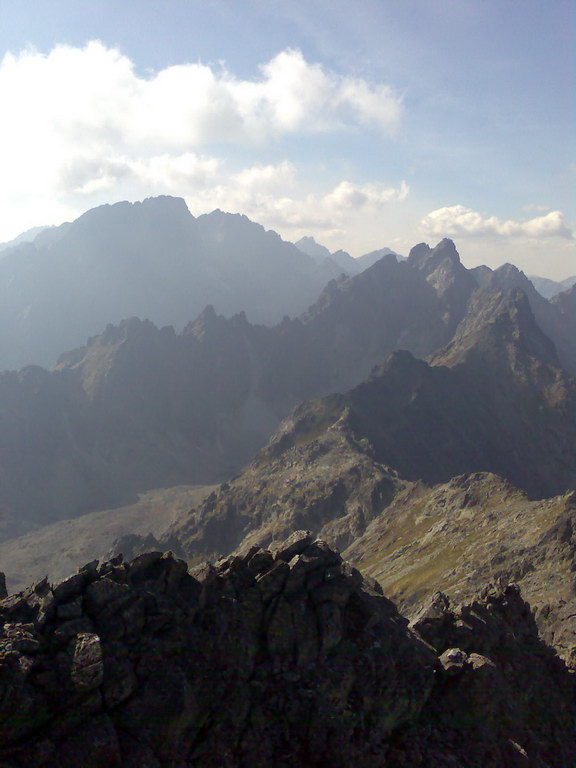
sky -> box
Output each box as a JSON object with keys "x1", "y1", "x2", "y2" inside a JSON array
[{"x1": 0, "y1": 0, "x2": 574, "y2": 278}]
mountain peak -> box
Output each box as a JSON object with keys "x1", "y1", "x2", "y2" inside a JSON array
[
  {"x1": 434, "y1": 237, "x2": 459, "y2": 259},
  {"x1": 73, "y1": 195, "x2": 192, "y2": 229},
  {"x1": 185, "y1": 304, "x2": 219, "y2": 337},
  {"x1": 407, "y1": 239, "x2": 460, "y2": 272},
  {"x1": 295, "y1": 236, "x2": 332, "y2": 262},
  {"x1": 433, "y1": 286, "x2": 560, "y2": 373},
  {"x1": 407, "y1": 242, "x2": 432, "y2": 264}
]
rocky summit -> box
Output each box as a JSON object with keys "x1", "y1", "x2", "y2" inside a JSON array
[{"x1": 0, "y1": 535, "x2": 573, "y2": 767}]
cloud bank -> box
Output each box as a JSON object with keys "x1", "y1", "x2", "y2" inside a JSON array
[
  {"x1": 420, "y1": 205, "x2": 573, "y2": 240},
  {"x1": 183, "y1": 161, "x2": 408, "y2": 236},
  {"x1": 0, "y1": 41, "x2": 404, "y2": 240}
]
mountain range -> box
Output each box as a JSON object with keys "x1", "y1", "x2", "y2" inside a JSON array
[
  {"x1": 0, "y1": 195, "x2": 575, "y2": 762},
  {"x1": 0, "y1": 197, "x2": 346, "y2": 371},
  {"x1": 1, "y1": 226, "x2": 574, "y2": 542}
]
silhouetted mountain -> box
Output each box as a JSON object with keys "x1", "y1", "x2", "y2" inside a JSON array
[
  {"x1": 169, "y1": 284, "x2": 576, "y2": 567},
  {"x1": 0, "y1": 237, "x2": 573, "y2": 548},
  {"x1": 529, "y1": 273, "x2": 576, "y2": 299},
  {"x1": 0, "y1": 197, "x2": 341, "y2": 370},
  {"x1": 294, "y1": 235, "x2": 332, "y2": 261},
  {"x1": 0, "y1": 225, "x2": 50, "y2": 253},
  {"x1": 295, "y1": 234, "x2": 400, "y2": 275}
]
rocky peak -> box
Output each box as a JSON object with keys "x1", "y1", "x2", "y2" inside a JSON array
[
  {"x1": 489, "y1": 262, "x2": 549, "y2": 309},
  {"x1": 294, "y1": 235, "x2": 332, "y2": 261},
  {"x1": 407, "y1": 238, "x2": 460, "y2": 274},
  {"x1": 433, "y1": 286, "x2": 560, "y2": 372},
  {"x1": 70, "y1": 195, "x2": 194, "y2": 236},
  {"x1": 184, "y1": 303, "x2": 219, "y2": 339},
  {"x1": 0, "y1": 540, "x2": 573, "y2": 767}
]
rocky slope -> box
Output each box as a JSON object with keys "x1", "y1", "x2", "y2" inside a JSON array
[
  {"x1": 163, "y1": 282, "x2": 576, "y2": 662},
  {"x1": 0, "y1": 239, "x2": 494, "y2": 536},
  {"x1": 175, "y1": 285, "x2": 575, "y2": 549},
  {"x1": 0, "y1": 485, "x2": 213, "y2": 594},
  {"x1": 345, "y1": 473, "x2": 576, "y2": 666},
  {"x1": 0, "y1": 536, "x2": 572, "y2": 767},
  {"x1": 0, "y1": 236, "x2": 573, "y2": 548}
]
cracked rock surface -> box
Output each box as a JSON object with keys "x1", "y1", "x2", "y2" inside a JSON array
[{"x1": 0, "y1": 537, "x2": 573, "y2": 767}]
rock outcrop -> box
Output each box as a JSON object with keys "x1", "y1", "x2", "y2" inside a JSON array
[{"x1": 0, "y1": 538, "x2": 573, "y2": 767}]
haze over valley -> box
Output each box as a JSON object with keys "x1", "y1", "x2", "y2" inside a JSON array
[{"x1": 0, "y1": 2, "x2": 574, "y2": 765}]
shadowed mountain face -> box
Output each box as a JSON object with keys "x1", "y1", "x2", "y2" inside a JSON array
[
  {"x1": 0, "y1": 236, "x2": 573, "y2": 545},
  {"x1": 267, "y1": 288, "x2": 575, "y2": 499},
  {"x1": 0, "y1": 197, "x2": 341, "y2": 371},
  {"x1": 160, "y1": 284, "x2": 576, "y2": 668},
  {"x1": 0, "y1": 538, "x2": 573, "y2": 767},
  {"x1": 0, "y1": 239, "x2": 482, "y2": 535},
  {"x1": 529, "y1": 273, "x2": 576, "y2": 299},
  {"x1": 167, "y1": 284, "x2": 576, "y2": 568}
]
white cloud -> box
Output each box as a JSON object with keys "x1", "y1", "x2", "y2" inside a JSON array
[
  {"x1": 522, "y1": 203, "x2": 551, "y2": 213},
  {"x1": 420, "y1": 204, "x2": 573, "y2": 240},
  {"x1": 183, "y1": 169, "x2": 409, "y2": 235},
  {"x1": 0, "y1": 41, "x2": 403, "y2": 240},
  {"x1": 324, "y1": 179, "x2": 409, "y2": 210},
  {"x1": 229, "y1": 49, "x2": 403, "y2": 137}
]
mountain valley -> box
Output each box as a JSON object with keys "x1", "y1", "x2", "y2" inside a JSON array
[
  {"x1": 0, "y1": 219, "x2": 574, "y2": 545},
  {"x1": 0, "y1": 198, "x2": 574, "y2": 764}
]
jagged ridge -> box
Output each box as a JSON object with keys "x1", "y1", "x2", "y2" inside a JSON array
[{"x1": 0, "y1": 536, "x2": 573, "y2": 767}]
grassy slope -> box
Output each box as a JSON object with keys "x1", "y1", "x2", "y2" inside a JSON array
[{"x1": 0, "y1": 484, "x2": 215, "y2": 593}]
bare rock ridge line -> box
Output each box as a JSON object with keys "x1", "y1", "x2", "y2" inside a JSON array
[
  {"x1": 167, "y1": 283, "x2": 576, "y2": 565},
  {"x1": 0, "y1": 534, "x2": 573, "y2": 767},
  {"x1": 0, "y1": 234, "x2": 575, "y2": 542},
  {"x1": 529, "y1": 273, "x2": 576, "y2": 299},
  {"x1": 0, "y1": 196, "x2": 345, "y2": 372}
]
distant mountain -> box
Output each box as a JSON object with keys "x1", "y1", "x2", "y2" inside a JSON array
[
  {"x1": 0, "y1": 241, "x2": 472, "y2": 536},
  {"x1": 529, "y1": 273, "x2": 576, "y2": 299},
  {"x1": 0, "y1": 197, "x2": 341, "y2": 370},
  {"x1": 164, "y1": 282, "x2": 576, "y2": 660},
  {"x1": 0, "y1": 236, "x2": 573, "y2": 546},
  {"x1": 294, "y1": 235, "x2": 332, "y2": 261},
  {"x1": 356, "y1": 246, "x2": 402, "y2": 269},
  {"x1": 0, "y1": 225, "x2": 50, "y2": 254},
  {"x1": 295, "y1": 234, "x2": 400, "y2": 275},
  {"x1": 168, "y1": 282, "x2": 576, "y2": 554}
]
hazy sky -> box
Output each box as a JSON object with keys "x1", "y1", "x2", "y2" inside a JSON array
[{"x1": 0, "y1": 0, "x2": 574, "y2": 277}]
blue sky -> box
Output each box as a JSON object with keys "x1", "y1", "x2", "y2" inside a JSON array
[{"x1": 0, "y1": 0, "x2": 573, "y2": 277}]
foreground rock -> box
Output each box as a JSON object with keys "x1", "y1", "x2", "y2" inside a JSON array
[{"x1": 0, "y1": 538, "x2": 573, "y2": 767}]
